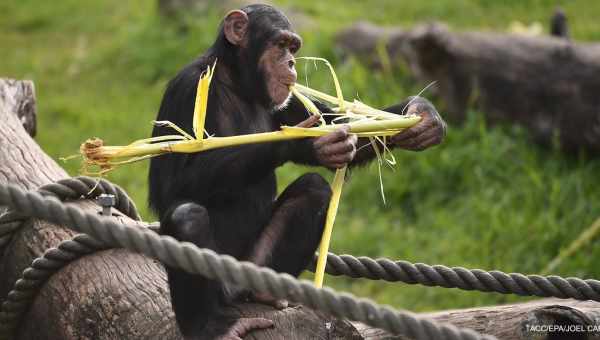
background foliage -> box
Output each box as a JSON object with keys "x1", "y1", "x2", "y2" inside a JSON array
[{"x1": 1, "y1": 0, "x2": 599, "y2": 311}]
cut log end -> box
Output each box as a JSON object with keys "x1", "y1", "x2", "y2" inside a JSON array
[{"x1": 0, "y1": 78, "x2": 37, "y2": 137}]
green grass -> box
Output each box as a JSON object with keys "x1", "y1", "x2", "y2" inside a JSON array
[{"x1": 2, "y1": 0, "x2": 600, "y2": 312}]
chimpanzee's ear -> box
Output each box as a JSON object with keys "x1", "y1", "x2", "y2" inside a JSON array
[{"x1": 223, "y1": 10, "x2": 249, "y2": 46}]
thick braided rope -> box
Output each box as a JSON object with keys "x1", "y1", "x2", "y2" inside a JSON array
[
  {"x1": 36, "y1": 176, "x2": 141, "y2": 220},
  {"x1": 0, "y1": 234, "x2": 106, "y2": 337},
  {"x1": 309, "y1": 253, "x2": 600, "y2": 302},
  {"x1": 6, "y1": 234, "x2": 600, "y2": 339},
  {"x1": 0, "y1": 176, "x2": 140, "y2": 253},
  {"x1": 2, "y1": 183, "x2": 597, "y2": 340},
  {"x1": 0, "y1": 183, "x2": 495, "y2": 340},
  {"x1": 0, "y1": 177, "x2": 141, "y2": 337}
]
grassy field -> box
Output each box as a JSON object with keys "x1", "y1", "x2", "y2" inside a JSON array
[{"x1": 1, "y1": 0, "x2": 600, "y2": 311}]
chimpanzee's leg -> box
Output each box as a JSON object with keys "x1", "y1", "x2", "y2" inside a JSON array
[
  {"x1": 248, "y1": 172, "x2": 332, "y2": 276},
  {"x1": 161, "y1": 202, "x2": 273, "y2": 340}
]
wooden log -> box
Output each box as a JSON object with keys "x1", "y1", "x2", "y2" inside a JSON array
[
  {"x1": 335, "y1": 21, "x2": 600, "y2": 153},
  {"x1": 355, "y1": 298, "x2": 600, "y2": 340}
]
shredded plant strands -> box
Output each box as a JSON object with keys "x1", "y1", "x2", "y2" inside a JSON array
[{"x1": 77, "y1": 57, "x2": 421, "y2": 286}]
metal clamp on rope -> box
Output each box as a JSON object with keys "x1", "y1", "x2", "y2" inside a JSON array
[{"x1": 97, "y1": 194, "x2": 116, "y2": 216}]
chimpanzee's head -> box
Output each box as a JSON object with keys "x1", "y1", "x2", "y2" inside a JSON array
[{"x1": 215, "y1": 4, "x2": 301, "y2": 110}]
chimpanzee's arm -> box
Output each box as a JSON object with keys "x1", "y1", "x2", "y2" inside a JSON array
[{"x1": 275, "y1": 96, "x2": 444, "y2": 169}]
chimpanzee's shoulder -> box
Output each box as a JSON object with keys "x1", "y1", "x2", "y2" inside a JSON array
[{"x1": 169, "y1": 55, "x2": 215, "y2": 90}]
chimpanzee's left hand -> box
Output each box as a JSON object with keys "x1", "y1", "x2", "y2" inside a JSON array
[{"x1": 389, "y1": 97, "x2": 446, "y2": 151}]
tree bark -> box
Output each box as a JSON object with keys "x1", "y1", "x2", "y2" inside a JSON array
[
  {"x1": 355, "y1": 298, "x2": 600, "y2": 340},
  {"x1": 335, "y1": 22, "x2": 600, "y2": 153},
  {"x1": 0, "y1": 79, "x2": 37, "y2": 138},
  {"x1": 2, "y1": 78, "x2": 600, "y2": 339}
]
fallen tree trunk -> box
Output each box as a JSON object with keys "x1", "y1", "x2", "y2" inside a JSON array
[
  {"x1": 356, "y1": 298, "x2": 600, "y2": 340},
  {"x1": 335, "y1": 22, "x2": 600, "y2": 153},
  {"x1": 2, "y1": 78, "x2": 600, "y2": 340}
]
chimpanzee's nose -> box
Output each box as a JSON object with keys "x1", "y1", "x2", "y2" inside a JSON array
[{"x1": 288, "y1": 59, "x2": 295, "y2": 68}]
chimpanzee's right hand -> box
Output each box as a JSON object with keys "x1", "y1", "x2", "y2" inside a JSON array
[
  {"x1": 313, "y1": 126, "x2": 357, "y2": 169},
  {"x1": 294, "y1": 116, "x2": 357, "y2": 169}
]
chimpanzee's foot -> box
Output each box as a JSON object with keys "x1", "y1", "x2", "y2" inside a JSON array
[
  {"x1": 250, "y1": 291, "x2": 288, "y2": 310},
  {"x1": 216, "y1": 318, "x2": 274, "y2": 340}
]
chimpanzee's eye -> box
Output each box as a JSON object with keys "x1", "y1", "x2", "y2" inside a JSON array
[
  {"x1": 289, "y1": 43, "x2": 299, "y2": 54},
  {"x1": 278, "y1": 40, "x2": 287, "y2": 49}
]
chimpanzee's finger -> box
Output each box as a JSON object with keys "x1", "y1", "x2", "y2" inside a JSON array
[
  {"x1": 326, "y1": 151, "x2": 356, "y2": 165},
  {"x1": 221, "y1": 336, "x2": 242, "y2": 340},
  {"x1": 393, "y1": 99, "x2": 439, "y2": 139},
  {"x1": 314, "y1": 125, "x2": 350, "y2": 148},
  {"x1": 295, "y1": 115, "x2": 320, "y2": 128},
  {"x1": 410, "y1": 136, "x2": 440, "y2": 151},
  {"x1": 406, "y1": 97, "x2": 436, "y2": 116},
  {"x1": 406, "y1": 102, "x2": 419, "y2": 115},
  {"x1": 393, "y1": 124, "x2": 441, "y2": 149},
  {"x1": 319, "y1": 135, "x2": 357, "y2": 156},
  {"x1": 400, "y1": 133, "x2": 443, "y2": 151},
  {"x1": 393, "y1": 131, "x2": 428, "y2": 149},
  {"x1": 349, "y1": 133, "x2": 358, "y2": 145},
  {"x1": 390, "y1": 118, "x2": 433, "y2": 144}
]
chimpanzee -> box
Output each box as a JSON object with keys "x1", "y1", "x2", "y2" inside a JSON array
[{"x1": 149, "y1": 4, "x2": 446, "y2": 340}]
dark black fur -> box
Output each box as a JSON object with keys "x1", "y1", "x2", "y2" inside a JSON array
[
  {"x1": 550, "y1": 8, "x2": 569, "y2": 39},
  {"x1": 148, "y1": 4, "x2": 412, "y2": 338}
]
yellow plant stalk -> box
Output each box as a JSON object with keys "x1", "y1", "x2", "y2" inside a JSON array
[
  {"x1": 314, "y1": 166, "x2": 347, "y2": 288},
  {"x1": 289, "y1": 86, "x2": 321, "y2": 118},
  {"x1": 294, "y1": 83, "x2": 398, "y2": 120},
  {"x1": 80, "y1": 58, "x2": 420, "y2": 174},
  {"x1": 299, "y1": 58, "x2": 407, "y2": 286},
  {"x1": 81, "y1": 117, "x2": 420, "y2": 173},
  {"x1": 289, "y1": 86, "x2": 326, "y2": 126},
  {"x1": 193, "y1": 61, "x2": 216, "y2": 139}
]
